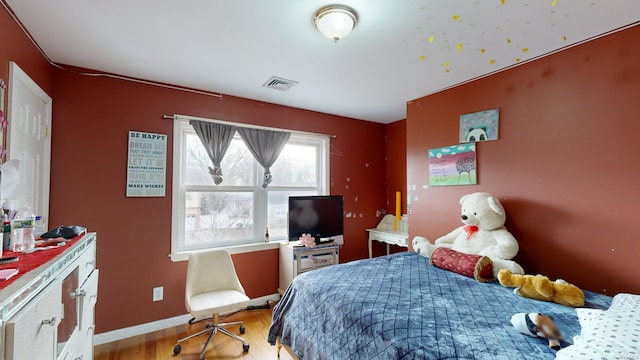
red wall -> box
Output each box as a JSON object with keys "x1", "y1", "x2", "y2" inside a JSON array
[
  {"x1": 49, "y1": 67, "x2": 387, "y2": 333},
  {"x1": 369, "y1": 119, "x2": 407, "y2": 257},
  {"x1": 0, "y1": 7, "x2": 52, "y2": 116},
  {"x1": 385, "y1": 119, "x2": 407, "y2": 215},
  {"x1": 2, "y1": 4, "x2": 389, "y2": 334},
  {"x1": 407, "y1": 25, "x2": 640, "y2": 296}
]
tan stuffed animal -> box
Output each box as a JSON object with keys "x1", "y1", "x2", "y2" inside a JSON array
[{"x1": 498, "y1": 269, "x2": 585, "y2": 307}]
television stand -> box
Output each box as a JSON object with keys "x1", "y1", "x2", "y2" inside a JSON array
[{"x1": 278, "y1": 242, "x2": 339, "y2": 294}]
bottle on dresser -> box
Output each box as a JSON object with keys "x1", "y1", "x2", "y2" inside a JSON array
[
  {"x1": 2, "y1": 219, "x2": 10, "y2": 252},
  {"x1": 34, "y1": 215, "x2": 46, "y2": 238},
  {"x1": 1, "y1": 212, "x2": 7, "y2": 253},
  {"x1": 11, "y1": 206, "x2": 36, "y2": 252}
]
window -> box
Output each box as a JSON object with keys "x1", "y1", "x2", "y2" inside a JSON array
[{"x1": 171, "y1": 117, "x2": 329, "y2": 259}]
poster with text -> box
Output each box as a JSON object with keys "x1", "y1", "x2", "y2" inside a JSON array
[
  {"x1": 127, "y1": 131, "x2": 167, "y2": 197},
  {"x1": 429, "y1": 143, "x2": 477, "y2": 186}
]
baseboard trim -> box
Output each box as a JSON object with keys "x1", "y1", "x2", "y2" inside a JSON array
[{"x1": 93, "y1": 294, "x2": 280, "y2": 345}]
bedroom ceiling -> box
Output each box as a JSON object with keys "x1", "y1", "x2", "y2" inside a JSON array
[{"x1": 4, "y1": 1, "x2": 639, "y2": 123}]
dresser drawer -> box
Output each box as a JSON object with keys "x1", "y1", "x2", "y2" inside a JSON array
[
  {"x1": 4, "y1": 281, "x2": 62, "y2": 360},
  {"x1": 296, "y1": 248, "x2": 338, "y2": 274}
]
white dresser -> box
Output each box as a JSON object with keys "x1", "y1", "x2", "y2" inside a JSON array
[{"x1": 0, "y1": 232, "x2": 98, "y2": 360}]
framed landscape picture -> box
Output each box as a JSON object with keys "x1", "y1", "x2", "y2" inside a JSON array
[{"x1": 429, "y1": 143, "x2": 477, "y2": 186}]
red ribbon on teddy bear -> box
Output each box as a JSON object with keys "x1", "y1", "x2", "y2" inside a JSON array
[{"x1": 463, "y1": 225, "x2": 478, "y2": 239}]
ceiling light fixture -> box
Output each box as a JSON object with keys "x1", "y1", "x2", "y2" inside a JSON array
[{"x1": 314, "y1": 5, "x2": 358, "y2": 42}]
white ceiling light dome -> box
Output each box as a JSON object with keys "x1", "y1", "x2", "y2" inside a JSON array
[{"x1": 314, "y1": 5, "x2": 358, "y2": 42}]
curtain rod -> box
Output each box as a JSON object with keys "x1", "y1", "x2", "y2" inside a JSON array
[{"x1": 163, "y1": 114, "x2": 336, "y2": 139}]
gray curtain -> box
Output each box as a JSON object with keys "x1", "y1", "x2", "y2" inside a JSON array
[
  {"x1": 237, "y1": 128, "x2": 291, "y2": 188},
  {"x1": 190, "y1": 120, "x2": 236, "y2": 185}
]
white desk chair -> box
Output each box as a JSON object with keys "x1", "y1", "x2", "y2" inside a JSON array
[{"x1": 173, "y1": 249, "x2": 250, "y2": 359}]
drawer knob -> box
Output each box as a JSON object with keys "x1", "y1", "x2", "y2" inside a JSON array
[
  {"x1": 71, "y1": 289, "x2": 86, "y2": 298},
  {"x1": 41, "y1": 317, "x2": 56, "y2": 326}
]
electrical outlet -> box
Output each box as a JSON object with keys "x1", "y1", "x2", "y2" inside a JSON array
[{"x1": 153, "y1": 286, "x2": 163, "y2": 302}]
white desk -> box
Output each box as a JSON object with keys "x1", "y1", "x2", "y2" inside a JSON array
[{"x1": 367, "y1": 229, "x2": 408, "y2": 258}]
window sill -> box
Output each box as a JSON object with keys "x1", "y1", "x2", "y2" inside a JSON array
[{"x1": 170, "y1": 241, "x2": 282, "y2": 262}]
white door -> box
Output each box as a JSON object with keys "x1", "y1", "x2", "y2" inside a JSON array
[{"x1": 6, "y1": 62, "x2": 52, "y2": 221}]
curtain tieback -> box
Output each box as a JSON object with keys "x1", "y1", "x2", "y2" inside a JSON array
[
  {"x1": 262, "y1": 168, "x2": 272, "y2": 188},
  {"x1": 209, "y1": 165, "x2": 223, "y2": 185}
]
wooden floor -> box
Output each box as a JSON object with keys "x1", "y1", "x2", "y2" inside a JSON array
[{"x1": 94, "y1": 305, "x2": 296, "y2": 360}]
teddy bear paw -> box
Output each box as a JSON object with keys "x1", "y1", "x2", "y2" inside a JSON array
[{"x1": 412, "y1": 236, "x2": 434, "y2": 258}]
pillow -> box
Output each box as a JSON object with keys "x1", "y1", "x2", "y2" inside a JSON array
[
  {"x1": 429, "y1": 247, "x2": 494, "y2": 282},
  {"x1": 556, "y1": 293, "x2": 640, "y2": 360},
  {"x1": 607, "y1": 293, "x2": 640, "y2": 314},
  {"x1": 571, "y1": 308, "x2": 607, "y2": 344}
]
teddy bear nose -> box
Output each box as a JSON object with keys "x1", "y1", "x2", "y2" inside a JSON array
[{"x1": 461, "y1": 215, "x2": 468, "y2": 220}]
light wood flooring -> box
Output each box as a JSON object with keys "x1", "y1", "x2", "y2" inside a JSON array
[{"x1": 94, "y1": 305, "x2": 296, "y2": 360}]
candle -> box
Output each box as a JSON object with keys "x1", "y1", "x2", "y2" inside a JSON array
[{"x1": 394, "y1": 191, "x2": 401, "y2": 230}]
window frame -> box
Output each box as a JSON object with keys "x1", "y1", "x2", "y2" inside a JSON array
[{"x1": 170, "y1": 116, "x2": 329, "y2": 261}]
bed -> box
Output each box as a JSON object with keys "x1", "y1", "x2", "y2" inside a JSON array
[{"x1": 268, "y1": 252, "x2": 614, "y2": 360}]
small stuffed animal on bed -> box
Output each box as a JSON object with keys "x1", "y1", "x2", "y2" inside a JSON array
[
  {"x1": 412, "y1": 192, "x2": 524, "y2": 277},
  {"x1": 510, "y1": 313, "x2": 563, "y2": 349},
  {"x1": 498, "y1": 269, "x2": 585, "y2": 307}
]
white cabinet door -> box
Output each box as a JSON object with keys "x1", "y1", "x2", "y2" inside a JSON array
[
  {"x1": 76, "y1": 269, "x2": 99, "y2": 360},
  {"x1": 4, "y1": 281, "x2": 62, "y2": 360},
  {"x1": 7, "y1": 61, "x2": 52, "y2": 220},
  {"x1": 79, "y1": 269, "x2": 99, "y2": 332}
]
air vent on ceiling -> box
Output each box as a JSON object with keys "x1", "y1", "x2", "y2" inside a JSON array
[{"x1": 262, "y1": 76, "x2": 298, "y2": 91}]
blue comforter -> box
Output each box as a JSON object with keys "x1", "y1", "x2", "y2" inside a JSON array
[{"x1": 268, "y1": 252, "x2": 611, "y2": 360}]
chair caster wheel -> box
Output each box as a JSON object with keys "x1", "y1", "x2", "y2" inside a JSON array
[
  {"x1": 173, "y1": 344, "x2": 182, "y2": 355},
  {"x1": 239, "y1": 325, "x2": 245, "y2": 334},
  {"x1": 243, "y1": 343, "x2": 250, "y2": 352}
]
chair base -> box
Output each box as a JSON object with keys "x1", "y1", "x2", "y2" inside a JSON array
[{"x1": 174, "y1": 314, "x2": 249, "y2": 359}]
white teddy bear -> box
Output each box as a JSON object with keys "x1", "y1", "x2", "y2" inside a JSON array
[{"x1": 412, "y1": 192, "x2": 524, "y2": 277}]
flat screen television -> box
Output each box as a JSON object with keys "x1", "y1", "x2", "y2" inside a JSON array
[{"x1": 288, "y1": 195, "x2": 344, "y2": 244}]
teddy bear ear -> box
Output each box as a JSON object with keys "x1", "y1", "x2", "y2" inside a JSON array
[
  {"x1": 459, "y1": 193, "x2": 471, "y2": 204},
  {"x1": 487, "y1": 195, "x2": 505, "y2": 216}
]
